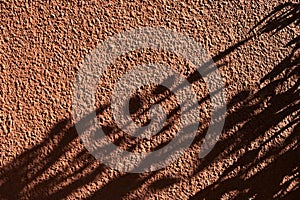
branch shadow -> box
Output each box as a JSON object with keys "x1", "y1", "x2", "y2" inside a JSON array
[{"x1": 0, "y1": 2, "x2": 299, "y2": 199}]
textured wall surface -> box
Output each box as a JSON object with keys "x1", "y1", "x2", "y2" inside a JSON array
[{"x1": 0, "y1": 0, "x2": 299, "y2": 199}]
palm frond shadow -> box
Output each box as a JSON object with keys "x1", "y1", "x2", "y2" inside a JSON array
[{"x1": 0, "y1": 3, "x2": 299, "y2": 199}]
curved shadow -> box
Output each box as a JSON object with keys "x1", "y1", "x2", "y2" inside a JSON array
[{"x1": 0, "y1": 2, "x2": 299, "y2": 199}]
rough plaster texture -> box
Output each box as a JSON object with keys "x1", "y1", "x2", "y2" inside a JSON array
[{"x1": 0, "y1": 0, "x2": 299, "y2": 199}]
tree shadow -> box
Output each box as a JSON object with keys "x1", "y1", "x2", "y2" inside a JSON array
[
  {"x1": 0, "y1": 2, "x2": 299, "y2": 199},
  {"x1": 191, "y1": 2, "x2": 299, "y2": 199}
]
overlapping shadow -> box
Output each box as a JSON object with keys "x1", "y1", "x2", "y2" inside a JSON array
[
  {"x1": 0, "y1": 2, "x2": 299, "y2": 199},
  {"x1": 191, "y1": 2, "x2": 299, "y2": 199}
]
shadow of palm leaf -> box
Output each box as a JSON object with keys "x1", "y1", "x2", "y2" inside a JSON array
[{"x1": 0, "y1": 2, "x2": 299, "y2": 199}]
